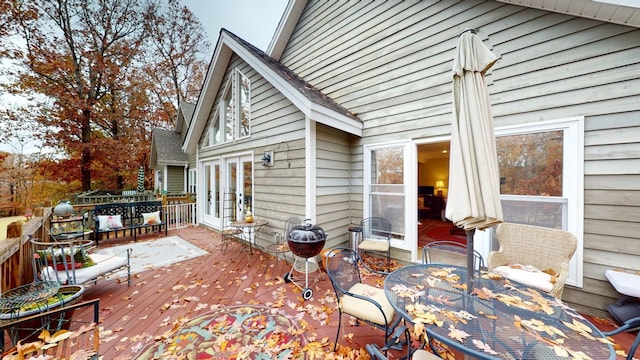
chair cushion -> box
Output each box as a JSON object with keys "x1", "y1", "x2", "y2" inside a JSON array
[
  {"x1": 412, "y1": 349, "x2": 442, "y2": 360},
  {"x1": 606, "y1": 270, "x2": 640, "y2": 298},
  {"x1": 43, "y1": 253, "x2": 128, "y2": 285},
  {"x1": 358, "y1": 238, "x2": 389, "y2": 252},
  {"x1": 492, "y1": 264, "x2": 553, "y2": 293},
  {"x1": 342, "y1": 283, "x2": 395, "y2": 326}
]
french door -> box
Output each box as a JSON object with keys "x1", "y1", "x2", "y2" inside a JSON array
[
  {"x1": 202, "y1": 161, "x2": 220, "y2": 227},
  {"x1": 223, "y1": 154, "x2": 253, "y2": 227}
]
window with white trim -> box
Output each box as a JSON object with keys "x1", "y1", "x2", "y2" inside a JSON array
[
  {"x1": 188, "y1": 168, "x2": 197, "y2": 194},
  {"x1": 205, "y1": 69, "x2": 250, "y2": 147},
  {"x1": 492, "y1": 117, "x2": 584, "y2": 287}
]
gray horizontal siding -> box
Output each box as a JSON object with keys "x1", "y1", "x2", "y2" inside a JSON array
[
  {"x1": 315, "y1": 124, "x2": 353, "y2": 248},
  {"x1": 166, "y1": 166, "x2": 184, "y2": 193},
  {"x1": 281, "y1": 0, "x2": 640, "y2": 314}
]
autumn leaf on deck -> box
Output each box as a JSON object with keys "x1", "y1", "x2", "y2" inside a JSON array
[{"x1": 447, "y1": 324, "x2": 470, "y2": 342}]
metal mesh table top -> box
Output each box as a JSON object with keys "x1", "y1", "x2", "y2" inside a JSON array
[
  {"x1": 0, "y1": 281, "x2": 61, "y2": 312},
  {"x1": 385, "y1": 264, "x2": 615, "y2": 360}
]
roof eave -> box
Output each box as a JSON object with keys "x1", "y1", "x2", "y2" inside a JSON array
[
  {"x1": 183, "y1": 40, "x2": 232, "y2": 154},
  {"x1": 185, "y1": 29, "x2": 363, "y2": 149}
]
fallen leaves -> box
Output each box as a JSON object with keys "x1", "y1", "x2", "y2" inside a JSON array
[{"x1": 447, "y1": 324, "x2": 470, "y2": 342}]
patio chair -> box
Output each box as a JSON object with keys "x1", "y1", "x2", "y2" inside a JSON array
[
  {"x1": 31, "y1": 236, "x2": 131, "y2": 286},
  {"x1": 422, "y1": 240, "x2": 485, "y2": 273},
  {"x1": 487, "y1": 223, "x2": 577, "y2": 299},
  {"x1": 326, "y1": 248, "x2": 399, "y2": 352},
  {"x1": 366, "y1": 343, "x2": 441, "y2": 359},
  {"x1": 221, "y1": 191, "x2": 242, "y2": 254},
  {"x1": 602, "y1": 316, "x2": 640, "y2": 360},
  {"x1": 265, "y1": 217, "x2": 302, "y2": 275},
  {"x1": 358, "y1": 217, "x2": 392, "y2": 272}
]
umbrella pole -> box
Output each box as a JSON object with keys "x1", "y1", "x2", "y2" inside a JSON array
[{"x1": 466, "y1": 228, "x2": 476, "y2": 294}]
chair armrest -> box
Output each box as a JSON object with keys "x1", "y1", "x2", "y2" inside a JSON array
[
  {"x1": 604, "y1": 316, "x2": 640, "y2": 359},
  {"x1": 604, "y1": 316, "x2": 640, "y2": 336},
  {"x1": 487, "y1": 251, "x2": 509, "y2": 270}
]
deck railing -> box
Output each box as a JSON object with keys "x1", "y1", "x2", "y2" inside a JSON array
[
  {"x1": 164, "y1": 202, "x2": 197, "y2": 230},
  {"x1": 1, "y1": 201, "x2": 198, "y2": 293}
]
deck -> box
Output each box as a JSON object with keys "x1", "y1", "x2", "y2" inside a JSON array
[{"x1": 14, "y1": 225, "x2": 637, "y2": 359}]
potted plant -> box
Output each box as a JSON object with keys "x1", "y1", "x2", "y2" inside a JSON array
[{"x1": 0, "y1": 283, "x2": 85, "y2": 345}]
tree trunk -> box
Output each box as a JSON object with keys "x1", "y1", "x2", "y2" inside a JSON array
[{"x1": 81, "y1": 109, "x2": 91, "y2": 191}]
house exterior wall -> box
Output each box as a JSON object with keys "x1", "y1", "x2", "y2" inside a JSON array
[
  {"x1": 197, "y1": 54, "x2": 308, "y2": 243},
  {"x1": 166, "y1": 166, "x2": 185, "y2": 193},
  {"x1": 279, "y1": 0, "x2": 640, "y2": 315},
  {"x1": 315, "y1": 124, "x2": 353, "y2": 249}
]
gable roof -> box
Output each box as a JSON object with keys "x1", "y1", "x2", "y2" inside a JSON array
[
  {"x1": 183, "y1": 28, "x2": 362, "y2": 153},
  {"x1": 176, "y1": 101, "x2": 195, "y2": 134},
  {"x1": 149, "y1": 128, "x2": 188, "y2": 169}
]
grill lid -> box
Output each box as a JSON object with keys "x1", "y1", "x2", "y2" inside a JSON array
[{"x1": 288, "y1": 222, "x2": 327, "y2": 243}]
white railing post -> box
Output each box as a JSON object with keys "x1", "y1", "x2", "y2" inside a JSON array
[{"x1": 162, "y1": 203, "x2": 197, "y2": 230}]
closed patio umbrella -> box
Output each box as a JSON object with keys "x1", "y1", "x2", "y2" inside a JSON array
[
  {"x1": 137, "y1": 166, "x2": 145, "y2": 193},
  {"x1": 445, "y1": 29, "x2": 503, "y2": 293}
]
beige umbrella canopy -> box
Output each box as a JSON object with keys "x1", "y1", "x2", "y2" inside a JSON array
[{"x1": 445, "y1": 29, "x2": 503, "y2": 292}]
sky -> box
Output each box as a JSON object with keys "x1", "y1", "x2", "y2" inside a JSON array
[
  {"x1": 0, "y1": 0, "x2": 289, "y2": 155},
  {"x1": 181, "y1": 0, "x2": 289, "y2": 52}
]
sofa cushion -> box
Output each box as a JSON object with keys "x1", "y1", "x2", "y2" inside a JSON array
[{"x1": 98, "y1": 215, "x2": 123, "y2": 231}]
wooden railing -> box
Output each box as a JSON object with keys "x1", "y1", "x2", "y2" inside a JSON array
[
  {"x1": 165, "y1": 202, "x2": 197, "y2": 230},
  {"x1": 1, "y1": 201, "x2": 198, "y2": 292},
  {"x1": 74, "y1": 191, "x2": 156, "y2": 204},
  {"x1": 0, "y1": 208, "x2": 50, "y2": 293}
]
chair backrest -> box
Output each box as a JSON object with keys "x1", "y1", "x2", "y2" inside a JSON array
[
  {"x1": 422, "y1": 240, "x2": 485, "y2": 272},
  {"x1": 325, "y1": 248, "x2": 362, "y2": 294},
  {"x1": 283, "y1": 217, "x2": 303, "y2": 241},
  {"x1": 222, "y1": 191, "x2": 237, "y2": 229},
  {"x1": 360, "y1": 217, "x2": 391, "y2": 241},
  {"x1": 488, "y1": 222, "x2": 577, "y2": 298}
]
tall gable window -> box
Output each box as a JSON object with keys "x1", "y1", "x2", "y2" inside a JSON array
[{"x1": 205, "y1": 68, "x2": 251, "y2": 148}]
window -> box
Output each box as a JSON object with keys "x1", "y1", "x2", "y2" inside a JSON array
[
  {"x1": 188, "y1": 168, "x2": 196, "y2": 194},
  {"x1": 205, "y1": 69, "x2": 251, "y2": 147},
  {"x1": 492, "y1": 117, "x2": 584, "y2": 287},
  {"x1": 365, "y1": 143, "x2": 409, "y2": 244}
]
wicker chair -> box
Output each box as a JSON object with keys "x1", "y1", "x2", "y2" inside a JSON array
[{"x1": 487, "y1": 223, "x2": 577, "y2": 299}]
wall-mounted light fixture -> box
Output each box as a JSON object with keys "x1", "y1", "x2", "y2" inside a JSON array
[{"x1": 262, "y1": 149, "x2": 274, "y2": 167}]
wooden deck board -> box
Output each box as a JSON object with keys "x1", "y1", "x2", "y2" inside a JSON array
[{"x1": 6, "y1": 225, "x2": 635, "y2": 359}]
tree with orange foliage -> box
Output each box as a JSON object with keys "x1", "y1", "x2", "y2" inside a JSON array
[{"x1": 2, "y1": 0, "x2": 209, "y2": 193}]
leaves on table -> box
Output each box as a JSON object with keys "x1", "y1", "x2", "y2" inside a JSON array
[
  {"x1": 391, "y1": 283, "x2": 425, "y2": 301},
  {"x1": 520, "y1": 318, "x2": 567, "y2": 338},
  {"x1": 447, "y1": 324, "x2": 470, "y2": 342},
  {"x1": 472, "y1": 339, "x2": 498, "y2": 355}
]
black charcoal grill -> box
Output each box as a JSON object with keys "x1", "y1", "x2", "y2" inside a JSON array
[{"x1": 284, "y1": 222, "x2": 327, "y2": 300}]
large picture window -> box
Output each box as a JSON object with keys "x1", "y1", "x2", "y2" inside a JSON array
[
  {"x1": 204, "y1": 69, "x2": 250, "y2": 147},
  {"x1": 493, "y1": 117, "x2": 584, "y2": 287}
]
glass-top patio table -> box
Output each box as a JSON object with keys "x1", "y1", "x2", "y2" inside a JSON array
[
  {"x1": 384, "y1": 264, "x2": 615, "y2": 359},
  {"x1": 230, "y1": 219, "x2": 268, "y2": 256}
]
